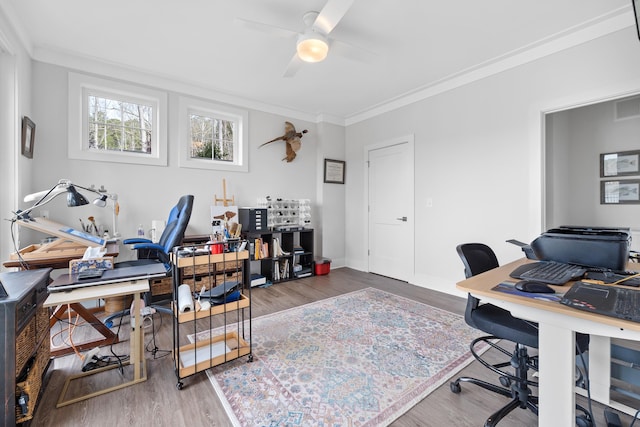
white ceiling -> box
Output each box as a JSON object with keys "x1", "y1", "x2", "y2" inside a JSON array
[{"x1": 3, "y1": 0, "x2": 635, "y2": 123}]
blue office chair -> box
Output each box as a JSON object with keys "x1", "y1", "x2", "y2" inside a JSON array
[
  {"x1": 106, "y1": 195, "x2": 194, "y2": 323},
  {"x1": 451, "y1": 243, "x2": 591, "y2": 427},
  {"x1": 121, "y1": 194, "x2": 194, "y2": 270}
]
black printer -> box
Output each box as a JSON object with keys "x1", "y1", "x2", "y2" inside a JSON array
[{"x1": 530, "y1": 225, "x2": 631, "y2": 271}]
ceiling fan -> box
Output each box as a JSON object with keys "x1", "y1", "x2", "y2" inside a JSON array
[{"x1": 236, "y1": 0, "x2": 369, "y2": 77}]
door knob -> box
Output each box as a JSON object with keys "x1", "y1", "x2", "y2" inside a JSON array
[{"x1": 396, "y1": 216, "x2": 407, "y2": 222}]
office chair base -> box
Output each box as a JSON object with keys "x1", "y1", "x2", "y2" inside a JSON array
[
  {"x1": 451, "y1": 341, "x2": 538, "y2": 426},
  {"x1": 470, "y1": 336, "x2": 538, "y2": 388}
]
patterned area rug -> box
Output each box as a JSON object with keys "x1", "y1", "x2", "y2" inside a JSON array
[{"x1": 193, "y1": 287, "x2": 487, "y2": 427}]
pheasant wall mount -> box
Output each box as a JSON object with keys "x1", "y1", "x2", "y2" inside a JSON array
[{"x1": 260, "y1": 121, "x2": 308, "y2": 162}]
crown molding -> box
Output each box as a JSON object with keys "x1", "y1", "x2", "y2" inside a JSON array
[
  {"x1": 345, "y1": 7, "x2": 633, "y2": 126},
  {"x1": 32, "y1": 45, "x2": 324, "y2": 124}
]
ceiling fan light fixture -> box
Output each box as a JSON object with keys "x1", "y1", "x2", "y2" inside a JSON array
[{"x1": 297, "y1": 31, "x2": 329, "y2": 63}]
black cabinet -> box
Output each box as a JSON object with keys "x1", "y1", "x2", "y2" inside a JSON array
[
  {"x1": 243, "y1": 229, "x2": 314, "y2": 284},
  {"x1": 0, "y1": 268, "x2": 51, "y2": 426}
]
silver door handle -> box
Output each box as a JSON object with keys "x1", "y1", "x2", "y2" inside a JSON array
[{"x1": 396, "y1": 216, "x2": 407, "y2": 222}]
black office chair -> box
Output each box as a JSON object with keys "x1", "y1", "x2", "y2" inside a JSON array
[
  {"x1": 106, "y1": 195, "x2": 194, "y2": 323},
  {"x1": 450, "y1": 243, "x2": 591, "y2": 427}
]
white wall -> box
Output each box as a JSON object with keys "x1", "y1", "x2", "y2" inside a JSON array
[
  {"x1": 345, "y1": 28, "x2": 640, "y2": 296},
  {"x1": 22, "y1": 60, "x2": 345, "y2": 263},
  {"x1": 315, "y1": 121, "x2": 346, "y2": 267},
  {"x1": 0, "y1": 8, "x2": 33, "y2": 266}
]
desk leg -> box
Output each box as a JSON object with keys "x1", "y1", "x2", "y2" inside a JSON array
[
  {"x1": 588, "y1": 335, "x2": 612, "y2": 405},
  {"x1": 55, "y1": 290, "x2": 147, "y2": 408},
  {"x1": 50, "y1": 303, "x2": 119, "y2": 357},
  {"x1": 131, "y1": 293, "x2": 146, "y2": 381},
  {"x1": 539, "y1": 322, "x2": 575, "y2": 426}
]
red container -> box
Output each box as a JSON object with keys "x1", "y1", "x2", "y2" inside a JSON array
[{"x1": 314, "y1": 258, "x2": 331, "y2": 275}]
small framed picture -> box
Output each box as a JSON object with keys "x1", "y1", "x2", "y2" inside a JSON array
[
  {"x1": 21, "y1": 116, "x2": 35, "y2": 158},
  {"x1": 601, "y1": 179, "x2": 640, "y2": 204},
  {"x1": 324, "y1": 159, "x2": 345, "y2": 184},
  {"x1": 600, "y1": 150, "x2": 640, "y2": 177}
]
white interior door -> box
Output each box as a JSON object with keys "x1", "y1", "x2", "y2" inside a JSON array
[{"x1": 367, "y1": 138, "x2": 414, "y2": 281}]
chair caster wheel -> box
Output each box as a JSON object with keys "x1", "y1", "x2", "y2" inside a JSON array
[
  {"x1": 499, "y1": 376, "x2": 511, "y2": 388},
  {"x1": 176, "y1": 382, "x2": 184, "y2": 390},
  {"x1": 450, "y1": 381, "x2": 461, "y2": 393}
]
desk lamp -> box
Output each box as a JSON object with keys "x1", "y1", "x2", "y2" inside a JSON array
[{"x1": 17, "y1": 179, "x2": 120, "y2": 238}]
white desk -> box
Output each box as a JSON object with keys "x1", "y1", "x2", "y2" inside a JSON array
[
  {"x1": 44, "y1": 279, "x2": 149, "y2": 407},
  {"x1": 457, "y1": 258, "x2": 640, "y2": 426}
]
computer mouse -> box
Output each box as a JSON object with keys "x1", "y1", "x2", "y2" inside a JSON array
[{"x1": 515, "y1": 280, "x2": 555, "y2": 294}]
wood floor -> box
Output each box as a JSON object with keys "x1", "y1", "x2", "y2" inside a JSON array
[{"x1": 32, "y1": 268, "x2": 633, "y2": 426}]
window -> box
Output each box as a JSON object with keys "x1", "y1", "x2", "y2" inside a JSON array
[
  {"x1": 88, "y1": 94, "x2": 153, "y2": 154},
  {"x1": 68, "y1": 72, "x2": 167, "y2": 166},
  {"x1": 189, "y1": 113, "x2": 235, "y2": 161},
  {"x1": 178, "y1": 96, "x2": 248, "y2": 172}
]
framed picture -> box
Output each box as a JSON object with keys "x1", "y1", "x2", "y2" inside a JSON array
[
  {"x1": 601, "y1": 179, "x2": 640, "y2": 204},
  {"x1": 21, "y1": 116, "x2": 35, "y2": 158},
  {"x1": 324, "y1": 159, "x2": 345, "y2": 184},
  {"x1": 600, "y1": 150, "x2": 640, "y2": 177}
]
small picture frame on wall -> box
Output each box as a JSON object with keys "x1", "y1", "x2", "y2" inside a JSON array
[
  {"x1": 21, "y1": 116, "x2": 35, "y2": 158},
  {"x1": 601, "y1": 179, "x2": 640, "y2": 204},
  {"x1": 324, "y1": 159, "x2": 345, "y2": 184},
  {"x1": 600, "y1": 150, "x2": 640, "y2": 177}
]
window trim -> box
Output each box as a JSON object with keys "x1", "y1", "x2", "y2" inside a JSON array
[
  {"x1": 178, "y1": 96, "x2": 248, "y2": 172},
  {"x1": 68, "y1": 72, "x2": 168, "y2": 166}
]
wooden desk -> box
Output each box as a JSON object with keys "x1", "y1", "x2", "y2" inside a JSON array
[
  {"x1": 457, "y1": 258, "x2": 640, "y2": 427},
  {"x1": 43, "y1": 279, "x2": 148, "y2": 407}
]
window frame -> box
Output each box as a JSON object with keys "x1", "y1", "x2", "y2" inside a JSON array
[
  {"x1": 68, "y1": 72, "x2": 168, "y2": 166},
  {"x1": 178, "y1": 96, "x2": 248, "y2": 172}
]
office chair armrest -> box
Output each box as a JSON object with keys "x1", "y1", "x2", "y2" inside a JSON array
[
  {"x1": 123, "y1": 237, "x2": 152, "y2": 245},
  {"x1": 131, "y1": 242, "x2": 164, "y2": 252}
]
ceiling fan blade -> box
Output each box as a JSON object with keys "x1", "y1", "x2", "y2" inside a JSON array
[
  {"x1": 234, "y1": 17, "x2": 297, "y2": 38},
  {"x1": 313, "y1": 0, "x2": 355, "y2": 35},
  {"x1": 283, "y1": 53, "x2": 304, "y2": 78}
]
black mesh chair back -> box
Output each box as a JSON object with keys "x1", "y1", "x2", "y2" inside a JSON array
[{"x1": 457, "y1": 243, "x2": 499, "y2": 278}]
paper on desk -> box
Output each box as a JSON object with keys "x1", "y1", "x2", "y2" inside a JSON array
[{"x1": 83, "y1": 246, "x2": 107, "y2": 259}]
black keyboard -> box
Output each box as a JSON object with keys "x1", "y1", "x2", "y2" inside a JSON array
[
  {"x1": 614, "y1": 289, "x2": 640, "y2": 322},
  {"x1": 511, "y1": 261, "x2": 586, "y2": 285}
]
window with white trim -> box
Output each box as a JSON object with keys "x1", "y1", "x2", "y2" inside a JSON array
[
  {"x1": 178, "y1": 96, "x2": 248, "y2": 172},
  {"x1": 68, "y1": 72, "x2": 167, "y2": 166}
]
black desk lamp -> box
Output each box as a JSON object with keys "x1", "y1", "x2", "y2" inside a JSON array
[
  {"x1": 15, "y1": 179, "x2": 120, "y2": 237},
  {"x1": 65, "y1": 185, "x2": 89, "y2": 207}
]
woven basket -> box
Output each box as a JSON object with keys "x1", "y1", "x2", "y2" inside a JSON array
[
  {"x1": 150, "y1": 277, "x2": 173, "y2": 297},
  {"x1": 182, "y1": 260, "x2": 242, "y2": 276},
  {"x1": 15, "y1": 338, "x2": 50, "y2": 422},
  {"x1": 15, "y1": 318, "x2": 35, "y2": 377},
  {"x1": 104, "y1": 295, "x2": 133, "y2": 313},
  {"x1": 183, "y1": 272, "x2": 243, "y2": 292}
]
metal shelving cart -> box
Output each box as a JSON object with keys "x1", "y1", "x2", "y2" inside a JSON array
[{"x1": 171, "y1": 244, "x2": 252, "y2": 389}]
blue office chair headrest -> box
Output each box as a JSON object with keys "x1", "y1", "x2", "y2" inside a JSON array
[{"x1": 160, "y1": 195, "x2": 194, "y2": 254}]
